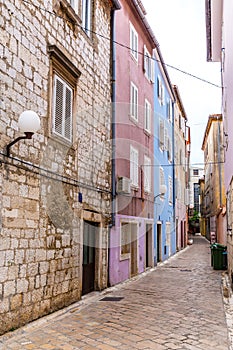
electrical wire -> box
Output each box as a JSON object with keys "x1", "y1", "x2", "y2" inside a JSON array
[
  {"x1": 0, "y1": 152, "x2": 112, "y2": 194},
  {"x1": 19, "y1": 0, "x2": 222, "y2": 89}
]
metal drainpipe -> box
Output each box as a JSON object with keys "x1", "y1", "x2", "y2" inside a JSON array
[
  {"x1": 110, "y1": 9, "x2": 116, "y2": 228},
  {"x1": 217, "y1": 118, "x2": 222, "y2": 210},
  {"x1": 108, "y1": 8, "x2": 117, "y2": 287}
]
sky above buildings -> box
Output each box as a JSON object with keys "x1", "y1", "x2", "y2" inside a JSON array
[{"x1": 142, "y1": 0, "x2": 222, "y2": 166}]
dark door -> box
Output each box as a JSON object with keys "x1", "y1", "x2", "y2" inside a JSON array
[
  {"x1": 146, "y1": 224, "x2": 152, "y2": 268},
  {"x1": 82, "y1": 221, "x2": 97, "y2": 295},
  {"x1": 157, "y1": 223, "x2": 162, "y2": 263}
]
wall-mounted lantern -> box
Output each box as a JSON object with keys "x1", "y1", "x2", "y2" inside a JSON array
[{"x1": 5, "y1": 110, "x2": 41, "y2": 157}]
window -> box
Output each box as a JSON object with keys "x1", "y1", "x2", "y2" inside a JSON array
[
  {"x1": 167, "y1": 135, "x2": 172, "y2": 162},
  {"x1": 143, "y1": 46, "x2": 154, "y2": 82},
  {"x1": 193, "y1": 169, "x2": 199, "y2": 176},
  {"x1": 167, "y1": 99, "x2": 172, "y2": 122},
  {"x1": 130, "y1": 82, "x2": 138, "y2": 121},
  {"x1": 130, "y1": 145, "x2": 139, "y2": 187},
  {"x1": 157, "y1": 76, "x2": 164, "y2": 105},
  {"x1": 159, "y1": 167, "x2": 165, "y2": 193},
  {"x1": 168, "y1": 176, "x2": 173, "y2": 204},
  {"x1": 121, "y1": 222, "x2": 130, "y2": 255},
  {"x1": 130, "y1": 22, "x2": 138, "y2": 61},
  {"x1": 48, "y1": 45, "x2": 81, "y2": 143},
  {"x1": 159, "y1": 119, "x2": 165, "y2": 150},
  {"x1": 52, "y1": 74, "x2": 73, "y2": 142},
  {"x1": 144, "y1": 99, "x2": 151, "y2": 133},
  {"x1": 82, "y1": 0, "x2": 92, "y2": 36},
  {"x1": 144, "y1": 156, "x2": 151, "y2": 193},
  {"x1": 120, "y1": 222, "x2": 138, "y2": 258}
]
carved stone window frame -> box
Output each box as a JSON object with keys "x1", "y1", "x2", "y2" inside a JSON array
[
  {"x1": 53, "y1": 0, "x2": 82, "y2": 35},
  {"x1": 47, "y1": 45, "x2": 81, "y2": 145}
]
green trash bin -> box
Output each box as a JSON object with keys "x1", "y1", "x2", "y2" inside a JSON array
[
  {"x1": 212, "y1": 243, "x2": 227, "y2": 270},
  {"x1": 210, "y1": 244, "x2": 215, "y2": 266}
]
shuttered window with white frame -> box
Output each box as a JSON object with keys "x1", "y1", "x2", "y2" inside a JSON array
[
  {"x1": 130, "y1": 82, "x2": 138, "y2": 121},
  {"x1": 130, "y1": 145, "x2": 139, "y2": 187},
  {"x1": 144, "y1": 155, "x2": 151, "y2": 193},
  {"x1": 130, "y1": 22, "x2": 138, "y2": 61},
  {"x1": 144, "y1": 99, "x2": 151, "y2": 133},
  {"x1": 53, "y1": 74, "x2": 73, "y2": 142}
]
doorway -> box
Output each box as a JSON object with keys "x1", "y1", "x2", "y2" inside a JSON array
[
  {"x1": 157, "y1": 223, "x2": 162, "y2": 263},
  {"x1": 130, "y1": 223, "x2": 138, "y2": 277},
  {"x1": 82, "y1": 221, "x2": 98, "y2": 295},
  {"x1": 146, "y1": 223, "x2": 153, "y2": 268}
]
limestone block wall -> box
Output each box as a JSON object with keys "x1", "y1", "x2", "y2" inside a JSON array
[{"x1": 0, "y1": 0, "x2": 113, "y2": 334}]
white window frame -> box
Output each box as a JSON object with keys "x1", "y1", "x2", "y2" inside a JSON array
[
  {"x1": 52, "y1": 74, "x2": 73, "y2": 142},
  {"x1": 130, "y1": 22, "x2": 138, "y2": 62},
  {"x1": 82, "y1": 0, "x2": 91, "y2": 36},
  {"x1": 130, "y1": 145, "x2": 139, "y2": 187},
  {"x1": 144, "y1": 45, "x2": 151, "y2": 80},
  {"x1": 144, "y1": 155, "x2": 151, "y2": 193},
  {"x1": 144, "y1": 99, "x2": 151, "y2": 133},
  {"x1": 159, "y1": 167, "x2": 165, "y2": 199},
  {"x1": 130, "y1": 82, "x2": 138, "y2": 121},
  {"x1": 157, "y1": 75, "x2": 165, "y2": 105}
]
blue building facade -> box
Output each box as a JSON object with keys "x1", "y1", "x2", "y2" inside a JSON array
[{"x1": 153, "y1": 51, "x2": 176, "y2": 263}]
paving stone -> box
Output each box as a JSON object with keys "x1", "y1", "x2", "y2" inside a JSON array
[{"x1": 0, "y1": 236, "x2": 231, "y2": 350}]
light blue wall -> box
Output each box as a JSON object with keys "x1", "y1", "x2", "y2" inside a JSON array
[{"x1": 153, "y1": 63, "x2": 176, "y2": 263}]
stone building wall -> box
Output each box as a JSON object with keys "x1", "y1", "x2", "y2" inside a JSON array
[{"x1": 0, "y1": 0, "x2": 113, "y2": 334}]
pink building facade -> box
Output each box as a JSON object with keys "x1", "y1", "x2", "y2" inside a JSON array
[{"x1": 109, "y1": 0, "x2": 157, "y2": 285}]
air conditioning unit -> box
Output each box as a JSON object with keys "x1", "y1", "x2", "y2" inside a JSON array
[{"x1": 117, "y1": 176, "x2": 131, "y2": 194}]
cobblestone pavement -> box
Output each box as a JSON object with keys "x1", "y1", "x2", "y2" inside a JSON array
[{"x1": 0, "y1": 236, "x2": 231, "y2": 350}]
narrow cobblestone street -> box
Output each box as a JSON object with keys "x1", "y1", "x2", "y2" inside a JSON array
[{"x1": 0, "y1": 236, "x2": 231, "y2": 350}]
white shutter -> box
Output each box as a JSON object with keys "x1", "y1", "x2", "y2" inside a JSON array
[
  {"x1": 144, "y1": 156, "x2": 151, "y2": 192},
  {"x1": 64, "y1": 86, "x2": 72, "y2": 141},
  {"x1": 130, "y1": 146, "x2": 138, "y2": 186},
  {"x1": 53, "y1": 74, "x2": 73, "y2": 142},
  {"x1": 151, "y1": 55, "x2": 155, "y2": 83}
]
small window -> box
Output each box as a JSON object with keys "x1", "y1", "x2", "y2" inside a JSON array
[
  {"x1": 193, "y1": 169, "x2": 199, "y2": 176},
  {"x1": 144, "y1": 99, "x2": 151, "y2": 133},
  {"x1": 168, "y1": 176, "x2": 173, "y2": 204},
  {"x1": 144, "y1": 156, "x2": 151, "y2": 193},
  {"x1": 130, "y1": 145, "x2": 139, "y2": 187},
  {"x1": 52, "y1": 74, "x2": 73, "y2": 142},
  {"x1": 159, "y1": 120, "x2": 165, "y2": 150},
  {"x1": 130, "y1": 82, "x2": 138, "y2": 121},
  {"x1": 121, "y1": 222, "x2": 130, "y2": 255},
  {"x1": 130, "y1": 22, "x2": 138, "y2": 61},
  {"x1": 159, "y1": 167, "x2": 165, "y2": 199},
  {"x1": 82, "y1": 0, "x2": 92, "y2": 36},
  {"x1": 143, "y1": 46, "x2": 151, "y2": 80},
  {"x1": 167, "y1": 99, "x2": 172, "y2": 122},
  {"x1": 157, "y1": 76, "x2": 164, "y2": 105}
]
